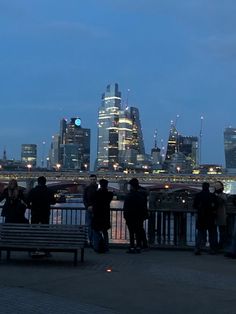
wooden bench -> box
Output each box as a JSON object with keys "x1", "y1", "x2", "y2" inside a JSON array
[{"x1": 0, "y1": 223, "x2": 88, "y2": 266}]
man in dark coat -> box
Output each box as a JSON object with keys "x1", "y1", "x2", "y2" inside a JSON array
[
  {"x1": 27, "y1": 176, "x2": 56, "y2": 224},
  {"x1": 83, "y1": 174, "x2": 98, "y2": 246},
  {"x1": 123, "y1": 178, "x2": 148, "y2": 253},
  {"x1": 92, "y1": 179, "x2": 113, "y2": 253},
  {"x1": 193, "y1": 182, "x2": 218, "y2": 255}
]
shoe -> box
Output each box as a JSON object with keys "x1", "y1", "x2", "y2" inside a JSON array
[
  {"x1": 194, "y1": 249, "x2": 201, "y2": 255},
  {"x1": 135, "y1": 247, "x2": 141, "y2": 253},
  {"x1": 126, "y1": 248, "x2": 136, "y2": 254},
  {"x1": 209, "y1": 249, "x2": 217, "y2": 255},
  {"x1": 224, "y1": 252, "x2": 236, "y2": 259}
]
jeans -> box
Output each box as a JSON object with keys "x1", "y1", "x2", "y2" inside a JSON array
[
  {"x1": 126, "y1": 220, "x2": 143, "y2": 249},
  {"x1": 93, "y1": 229, "x2": 109, "y2": 252},
  {"x1": 195, "y1": 226, "x2": 218, "y2": 251},
  {"x1": 85, "y1": 210, "x2": 93, "y2": 245}
]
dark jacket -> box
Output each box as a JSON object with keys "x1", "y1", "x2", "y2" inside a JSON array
[
  {"x1": 27, "y1": 185, "x2": 56, "y2": 214},
  {"x1": 83, "y1": 184, "x2": 98, "y2": 209},
  {"x1": 0, "y1": 188, "x2": 27, "y2": 223},
  {"x1": 92, "y1": 188, "x2": 113, "y2": 231},
  {"x1": 123, "y1": 190, "x2": 148, "y2": 223},
  {"x1": 193, "y1": 190, "x2": 218, "y2": 229}
]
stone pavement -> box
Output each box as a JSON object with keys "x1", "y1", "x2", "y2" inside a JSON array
[{"x1": 0, "y1": 248, "x2": 236, "y2": 314}]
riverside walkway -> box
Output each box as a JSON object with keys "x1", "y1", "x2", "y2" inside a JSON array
[{"x1": 0, "y1": 248, "x2": 236, "y2": 314}]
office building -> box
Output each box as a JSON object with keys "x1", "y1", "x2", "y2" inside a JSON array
[
  {"x1": 97, "y1": 83, "x2": 121, "y2": 170},
  {"x1": 21, "y1": 144, "x2": 37, "y2": 167},
  {"x1": 49, "y1": 117, "x2": 90, "y2": 171},
  {"x1": 224, "y1": 127, "x2": 236, "y2": 173}
]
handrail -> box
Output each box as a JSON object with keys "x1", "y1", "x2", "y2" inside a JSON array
[{"x1": 0, "y1": 204, "x2": 235, "y2": 249}]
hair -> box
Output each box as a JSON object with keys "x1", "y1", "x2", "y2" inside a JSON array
[
  {"x1": 99, "y1": 179, "x2": 108, "y2": 188},
  {"x1": 129, "y1": 178, "x2": 139, "y2": 189},
  {"x1": 38, "y1": 176, "x2": 47, "y2": 185},
  {"x1": 89, "y1": 174, "x2": 97, "y2": 179},
  {"x1": 8, "y1": 179, "x2": 19, "y2": 199},
  {"x1": 202, "y1": 182, "x2": 210, "y2": 191}
]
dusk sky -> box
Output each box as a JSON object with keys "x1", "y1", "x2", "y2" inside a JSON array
[{"x1": 1, "y1": 0, "x2": 236, "y2": 167}]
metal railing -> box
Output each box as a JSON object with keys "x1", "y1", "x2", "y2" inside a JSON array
[{"x1": 1, "y1": 204, "x2": 236, "y2": 248}]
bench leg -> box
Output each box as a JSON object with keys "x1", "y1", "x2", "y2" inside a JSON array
[
  {"x1": 81, "y1": 248, "x2": 84, "y2": 263},
  {"x1": 6, "y1": 250, "x2": 11, "y2": 261},
  {"x1": 74, "y1": 250, "x2": 78, "y2": 266}
]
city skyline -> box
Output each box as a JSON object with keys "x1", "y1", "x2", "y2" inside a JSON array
[{"x1": 1, "y1": 1, "x2": 236, "y2": 166}]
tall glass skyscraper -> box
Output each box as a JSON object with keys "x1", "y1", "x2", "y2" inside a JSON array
[
  {"x1": 49, "y1": 118, "x2": 90, "y2": 170},
  {"x1": 97, "y1": 83, "x2": 121, "y2": 170},
  {"x1": 118, "y1": 106, "x2": 145, "y2": 168},
  {"x1": 224, "y1": 127, "x2": 236, "y2": 173},
  {"x1": 97, "y1": 83, "x2": 146, "y2": 171}
]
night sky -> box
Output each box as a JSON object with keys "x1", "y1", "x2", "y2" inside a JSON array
[{"x1": 1, "y1": 0, "x2": 236, "y2": 167}]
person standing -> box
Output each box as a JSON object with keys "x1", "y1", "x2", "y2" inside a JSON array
[
  {"x1": 92, "y1": 179, "x2": 113, "y2": 253},
  {"x1": 27, "y1": 176, "x2": 56, "y2": 224},
  {"x1": 0, "y1": 179, "x2": 27, "y2": 223},
  {"x1": 83, "y1": 174, "x2": 98, "y2": 246},
  {"x1": 123, "y1": 178, "x2": 148, "y2": 253},
  {"x1": 214, "y1": 181, "x2": 227, "y2": 250},
  {"x1": 193, "y1": 182, "x2": 218, "y2": 255}
]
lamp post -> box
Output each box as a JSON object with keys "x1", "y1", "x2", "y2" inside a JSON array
[
  {"x1": 27, "y1": 164, "x2": 32, "y2": 172},
  {"x1": 55, "y1": 163, "x2": 61, "y2": 171}
]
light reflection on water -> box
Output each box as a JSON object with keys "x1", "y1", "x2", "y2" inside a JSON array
[{"x1": 51, "y1": 200, "x2": 129, "y2": 244}]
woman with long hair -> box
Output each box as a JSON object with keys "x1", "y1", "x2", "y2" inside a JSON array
[{"x1": 0, "y1": 179, "x2": 27, "y2": 223}]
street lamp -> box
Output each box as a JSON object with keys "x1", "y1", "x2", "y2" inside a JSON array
[
  {"x1": 176, "y1": 166, "x2": 181, "y2": 174},
  {"x1": 27, "y1": 164, "x2": 32, "y2": 172},
  {"x1": 84, "y1": 164, "x2": 88, "y2": 172},
  {"x1": 55, "y1": 163, "x2": 61, "y2": 171}
]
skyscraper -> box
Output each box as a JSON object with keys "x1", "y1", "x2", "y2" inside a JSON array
[
  {"x1": 49, "y1": 118, "x2": 90, "y2": 171},
  {"x1": 118, "y1": 106, "x2": 145, "y2": 169},
  {"x1": 224, "y1": 127, "x2": 236, "y2": 173},
  {"x1": 97, "y1": 83, "x2": 146, "y2": 171},
  {"x1": 21, "y1": 144, "x2": 37, "y2": 167},
  {"x1": 164, "y1": 121, "x2": 198, "y2": 173},
  {"x1": 97, "y1": 83, "x2": 121, "y2": 170}
]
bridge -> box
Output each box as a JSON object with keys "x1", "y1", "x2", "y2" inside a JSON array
[{"x1": 0, "y1": 171, "x2": 236, "y2": 193}]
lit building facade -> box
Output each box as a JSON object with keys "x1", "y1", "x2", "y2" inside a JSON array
[
  {"x1": 97, "y1": 83, "x2": 146, "y2": 171},
  {"x1": 164, "y1": 122, "x2": 198, "y2": 173},
  {"x1": 97, "y1": 83, "x2": 121, "y2": 170},
  {"x1": 49, "y1": 118, "x2": 90, "y2": 171},
  {"x1": 224, "y1": 127, "x2": 236, "y2": 173},
  {"x1": 118, "y1": 106, "x2": 145, "y2": 169},
  {"x1": 21, "y1": 144, "x2": 37, "y2": 167}
]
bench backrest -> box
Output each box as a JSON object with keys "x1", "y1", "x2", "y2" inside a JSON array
[{"x1": 0, "y1": 223, "x2": 88, "y2": 248}]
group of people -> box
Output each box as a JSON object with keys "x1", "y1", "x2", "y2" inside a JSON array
[
  {"x1": 83, "y1": 175, "x2": 148, "y2": 253},
  {"x1": 3, "y1": 174, "x2": 236, "y2": 258},
  {"x1": 193, "y1": 180, "x2": 229, "y2": 255},
  {"x1": 0, "y1": 176, "x2": 56, "y2": 225}
]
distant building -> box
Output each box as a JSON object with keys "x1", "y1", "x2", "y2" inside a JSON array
[
  {"x1": 97, "y1": 83, "x2": 146, "y2": 171},
  {"x1": 49, "y1": 118, "x2": 90, "y2": 171},
  {"x1": 164, "y1": 121, "x2": 198, "y2": 173},
  {"x1": 118, "y1": 106, "x2": 145, "y2": 169},
  {"x1": 224, "y1": 127, "x2": 236, "y2": 173},
  {"x1": 21, "y1": 144, "x2": 37, "y2": 167},
  {"x1": 97, "y1": 83, "x2": 121, "y2": 170}
]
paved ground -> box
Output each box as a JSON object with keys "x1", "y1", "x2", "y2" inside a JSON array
[{"x1": 0, "y1": 248, "x2": 236, "y2": 314}]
